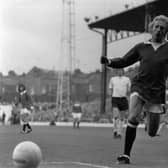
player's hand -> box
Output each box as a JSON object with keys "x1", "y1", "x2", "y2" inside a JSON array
[{"x1": 100, "y1": 56, "x2": 109, "y2": 64}]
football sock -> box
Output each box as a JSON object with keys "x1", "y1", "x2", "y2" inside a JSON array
[
  {"x1": 124, "y1": 124, "x2": 137, "y2": 156},
  {"x1": 113, "y1": 118, "x2": 118, "y2": 133},
  {"x1": 27, "y1": 123, "x2": 32, "y2": 130},
  {"x1": 117, "y1": 120, "x2": 124, "y2": 135},
  {"x1": 23, "y1": 124, "x2": 26, "y2": 132},
  {"x1": 73, "y1": 121, "x2": 76, "y2": 128},
  {"x1": 77, "y1": 121, "x2": 80, "y2": 128}
]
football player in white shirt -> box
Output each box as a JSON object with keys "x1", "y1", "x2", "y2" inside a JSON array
[{"x1": 109, "y1": 69, "x2": 131, "y2": 138}]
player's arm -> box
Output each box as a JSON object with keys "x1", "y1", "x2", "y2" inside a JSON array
[
  {"x1": 100, "y1": 44, "x2": 141, "y2": 68},
  {"x1": 25, "y1": 93, "x2": 34, "y2": 111},
  {"x1": 126, "y1": 78, "x2": 131, "y2": 97}
]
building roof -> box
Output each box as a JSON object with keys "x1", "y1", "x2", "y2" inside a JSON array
[{"x1": 88, "y1": 0, "x2": 167, "y2": 32}]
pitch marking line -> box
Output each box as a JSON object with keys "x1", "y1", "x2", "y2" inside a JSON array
[{"x1": 42, "y1": 161, "x2": 111, "y2": 168}]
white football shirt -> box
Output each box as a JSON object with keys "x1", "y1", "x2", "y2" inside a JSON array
[{"x1": 109, "y1": 76, "x2": 131, "y2": 97}]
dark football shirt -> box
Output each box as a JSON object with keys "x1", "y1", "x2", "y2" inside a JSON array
[
  {"x1": 16, "y1": 91, "x2": 32, "y2": 109},
  {"x1": 108, "y1": 42, "x2": 168, "y2": 104},
  {"x1": 72, "y1": 104, "x2": 82, "y2": 113}
]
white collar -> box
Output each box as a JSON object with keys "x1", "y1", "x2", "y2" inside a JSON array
[
  {"x1": 144, "y1": 40, "x2": 168, "y2": 51},
  {"x1": 144, "y1": 39, "x2": 168, "y2": 45},
  {"x1": 20, "y1": 90, "x2": 27, "y2": 95}
]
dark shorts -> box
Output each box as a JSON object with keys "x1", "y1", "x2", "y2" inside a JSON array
[{"x1": 112, "y1": 97, "x2": 129, "y2": 111}]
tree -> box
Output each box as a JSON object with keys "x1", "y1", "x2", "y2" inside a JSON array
[
  {"x1": 74, "y1": 68, "x2": 82, "y2": 75},
  {"x1": 8, "y1": 70, "x2": 17, "y2": 77}
]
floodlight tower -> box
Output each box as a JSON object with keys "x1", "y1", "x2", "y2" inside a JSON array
[
  {"x1": 56, "y1": 0, "x2": 66, "y2": 113},
  {"x1": 67, "y1": 0, "x2": 76, "y2": 108},
  {"x1": 56, "y1": 0, "x2": 76, "y2": 114}
]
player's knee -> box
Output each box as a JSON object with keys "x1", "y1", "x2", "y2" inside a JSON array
[
  {"x1": 127, "y1": 118, "x2": 139, "y2": 128},
  {"x1": 128, "y1": 115, "x2": 139, "y2": 123}
]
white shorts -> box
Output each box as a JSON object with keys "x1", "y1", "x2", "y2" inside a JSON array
[
  {"x1": 72, "y1": 113, "x2": 82, "y2": 120},
  {"x1": 20, "y1": 108, "x2": 31, "y2": 124},
  {"x1": 131, "y1": 92, "x2": 164, "y2": 114}
]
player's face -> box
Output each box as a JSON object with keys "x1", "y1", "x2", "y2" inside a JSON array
[
  {"x1": 118, "y1": 69, "x2": 124, "y2": 76},
  {"x1": 19, "y1": 86, "x2": 24, "y2": 92},
  {"x1": 151, "y1": 20, "x2": 167, "y2": 43}
]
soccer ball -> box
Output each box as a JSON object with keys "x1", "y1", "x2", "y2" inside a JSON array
[{"x1": 12, "y1": 141, "x2": 42, "y2": 168}]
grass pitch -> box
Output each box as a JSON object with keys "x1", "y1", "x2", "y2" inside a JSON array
[{"x1": 0, "y1": 124, "x2": 167, "y2": 168}]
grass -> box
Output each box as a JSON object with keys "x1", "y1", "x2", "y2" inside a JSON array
[{"x1": 0, "y1": 124, "x2": 168, "y2": 168}]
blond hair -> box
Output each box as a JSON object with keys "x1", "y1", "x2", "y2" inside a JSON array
[{"x1": 148, "y1": 15, "x2": 168, "y2": 33}]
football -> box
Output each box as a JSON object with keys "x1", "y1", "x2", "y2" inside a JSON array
[{"x1": 12, "y1": 141, "x2": 42, "y2": 168}]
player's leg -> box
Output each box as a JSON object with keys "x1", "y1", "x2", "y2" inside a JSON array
[
  {"x1": 156, "y1": 113, "x2": 167, "y2": 136},
  {"x1": 112, "y1": 97, "x2": 120, "y2": 138},
  {"x1": 20, "y1": 111, "x2": 26, "y2": 133},
  {"x1": 72, "y1": 113, "x2": 76, "y2": 128},
  {"x1": 73, "y1": 119, "x2": 76, "y2": 128},
  {"x1": 24, "y1": 111, "x2": 32, "y2": 133},
  {"x1": 146, "y1": 112, "x2": 160, "y2": 137},
  {"x1": 145, "y1": 104, "x2": 164, "y2": 137},
  {"x1": 20, "y1": 121, "x2": 26, "y2": 133},
  {"x1": 117, "y1": 98, "x2": 129, "y2": 138},
  {"x1": 22, "y1": 124, "x2": 26, "y2": 133},
  {"x1": 117, "y1": 110, "x2": 125, "y2": 138},
  {"x1": 142, "y1": 111, "x2": 147, "y2": 131},
  {"x1": 77, "y1": 113, "x2": 82, "y2": 128},
  {"x1": 26, "y1": 122, "x2": 32, "y2": 133},
  {"x1": 77, "y1": 120, "x2": 80, "y2": 128},
  {"x1": 156, "y1": 122, "x2": 166, "y2": 136},
  {"x1": 76, "y1": 117, "x2": 79, "y2": 128},
  {"x1": 117, "y1": 93, "x2": 145, "y2": 164},
  {"x1": 73, "y1": 118, "x2": 77, "y2": 128},
  {"x1": 112, "y1": 107, "x2": 119, "y2": 138}
]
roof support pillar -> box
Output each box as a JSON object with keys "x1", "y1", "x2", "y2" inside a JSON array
[{"x1": 100, "y1": 29, "x2": 108, "y2": 115}]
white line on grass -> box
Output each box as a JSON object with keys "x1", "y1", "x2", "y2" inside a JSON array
[{"x1": 42, "y1": 161, "x2": 111, "y2": 168}]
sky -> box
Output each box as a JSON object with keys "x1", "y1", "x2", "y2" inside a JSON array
[{"x1": 0, "y1": 0, "x2": 150, "y2": 75}]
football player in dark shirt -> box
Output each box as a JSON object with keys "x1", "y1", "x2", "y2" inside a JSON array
[
  {"x1": 101, "y1": 15, "x2": 168, "y2": 164},
  {"x1": 15, "y1": 84, "x2": 33, "y2": 133},
  {"x1": 72, "y1": 103, "x2": 82, "y2": 128}
]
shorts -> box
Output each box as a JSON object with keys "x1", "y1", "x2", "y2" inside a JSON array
[
  {"x1": 72, "y1": 113, "x2": 82, "y2": 120},
  {"x1": 111, "y1": 97, "x2": 128, "y2": 111},
  {"x1": 20, "y1": 108, "x2": 31, "y2": 124},
  {"x1": 131, "y1": 92, "x2": 165, "y2": 114}
]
